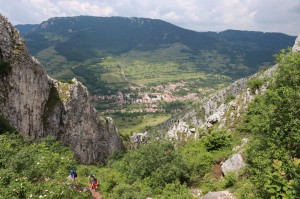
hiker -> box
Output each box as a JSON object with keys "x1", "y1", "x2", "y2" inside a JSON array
[
  {"x1": 70, "y1": 169, "x2": 77, "y2": 182},
  {"x1": 88, "y1": 174, "x2": 98, "y2": 190}
]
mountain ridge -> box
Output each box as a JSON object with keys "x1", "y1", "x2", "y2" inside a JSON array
[{"x1": 16, "y1": 16, "x2": 295, "y2": 64}]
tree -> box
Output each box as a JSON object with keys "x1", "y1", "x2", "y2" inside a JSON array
[{"x1": 244, "y1": 48, "x2": 300, "y2": 198}]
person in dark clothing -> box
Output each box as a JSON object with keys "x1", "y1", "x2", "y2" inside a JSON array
[{"x1": 70, "y1": 170, "x2": 77, "y2": 181}]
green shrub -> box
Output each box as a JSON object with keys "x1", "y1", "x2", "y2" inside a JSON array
[
  {"x1": 0, "y1": 115, "x2": 15, "y2": 133},
  {"x1": 225, "y1": 95, "x2": 235, "y2": 104},
  {"x1": 159, "y1": 181, "x2": 193, "y2": 199},
  {"x1": 224, "y1": 172, "x2": 237, "y2": 188},
  {"x1": 0, "y1": 134, "x2": 89, "y2": 198},
  {"x1": 109, "y1": 181, "x2": 152, "y2": 199},
  {"x1": 0, "y1": 61, "x2": 11, "y2": 74},
  {"x1": 242, "y1": 49, "x2": 300, "y2": 198},
  {"x1": 179, "y1": 141, "x2": 213, "y2": 178},
  {"x1": 111, "y1": 141, "x2": 189, "y2": 188},
  {"x1": 247, "y1": 77, "x2": 265, "y2": 93},
  {"x1": 263, "y1": 160, "x2": 296, "y2": 198},
  {"x1": 204, "y1": 130, "x2": 232, "y2": 151}
]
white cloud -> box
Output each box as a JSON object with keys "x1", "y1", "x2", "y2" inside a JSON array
[
  {"x1": 56, "y1": 0, "x2": 114, "y2": 16},
  {"x1": 0, "y1": 0, "x2": 299, "y2": 35}
]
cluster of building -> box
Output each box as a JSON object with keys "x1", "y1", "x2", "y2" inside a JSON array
[{"x1": 92, "y1": 81, "x2": 199, "y2": 113}]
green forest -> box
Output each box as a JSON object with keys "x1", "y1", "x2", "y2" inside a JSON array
[{"x1": 0, "y1": 49, "x2": 299, "y2": 198}]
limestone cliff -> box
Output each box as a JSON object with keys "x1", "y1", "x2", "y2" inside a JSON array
[
  {"x1": 0, "y1": 14, "x2": 122, "y2": 164},
  {"x1": 0, "y1": 14, "x2": 50, "y2": 137},
  {"x1": 43, "y1": 78, "x2": 122, "y2": 164},
  {"x1": 293, "y1": 34, "x2": 300, "y2": 53}
]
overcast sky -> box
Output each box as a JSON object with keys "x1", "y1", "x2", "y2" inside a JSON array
[{"x1": 0, "y1": 0, "x2": 299, "y2": 36}]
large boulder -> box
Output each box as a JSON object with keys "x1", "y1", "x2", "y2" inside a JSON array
[
  {"x1": 200, "y1": 191, "x2": 235, "y2": 199},
  {"x1": 221, "y1": 153, "x2": 245, "y2": 176}
]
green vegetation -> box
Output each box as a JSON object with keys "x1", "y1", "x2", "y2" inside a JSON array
[
  {"x1": 0, "y1": 128, "x2": 238, "y2": 198},
  {"x1": 0, "y1": 115, "x2": 15, "y2": 133},
  {"x1": 98, "y1": 133, "x2": 239, "y2": 198},
  {"x1": 203, "y1": 129, "x2": 232, "y2": 151},
  {"x1": 225, "y1": 95, "x2": 235, "y2": 103},
  {"x1": 247, "y1": 76, "x2": 266, "y2": 93},
  {"x1": 111, "y1": 113, "x2": 171, "y2": 135},
  {"x1": 240, "y1": 48, "x2": 300, "y2": 198},
  {"x1": 44, "y1": 87, "x2": 60, "y2": 113},
  {"x1": 159, "y1": 101, "x2": 186, "y2": 113},
  {"x1": 0, "y1": 60, "x2": 11, "y2": 74},
  {"x1": 0, "y1": 134, "x2": 89, "y2": 198}
]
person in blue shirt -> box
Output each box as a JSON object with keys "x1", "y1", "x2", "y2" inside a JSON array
[{"x1": 70, "y1": 169, "x2": 77, "y2": 182}]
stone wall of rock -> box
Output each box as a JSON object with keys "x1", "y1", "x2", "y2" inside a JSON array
[
  {"x1": 0, "y1": 14, "x2": 50, "y2": 137},
  {"x1": 0, "y1": 14, "x2": 122, "y2": 164},
  {"x1": 43, "y1": 78, "x2": 123, "y2": 164}
]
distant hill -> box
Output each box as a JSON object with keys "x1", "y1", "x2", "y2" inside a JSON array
[
  {"x1": 16, "y1": 16, "x2": 296, "y2": 95},
  {"x1": 15, "y1": 24, "x2": 38, "y2": 35}
]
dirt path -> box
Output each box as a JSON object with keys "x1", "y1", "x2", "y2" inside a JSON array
[{"x1": 88, "y1": 185, "x2": 102, "y2": 199}]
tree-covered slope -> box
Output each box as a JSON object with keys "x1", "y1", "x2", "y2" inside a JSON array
[
  {"x1": 16, "y1": 16, "x2": 296, "y2": 96},
  {"x1": 242, "y1": 48, "x2": 300, "y2": 198}
]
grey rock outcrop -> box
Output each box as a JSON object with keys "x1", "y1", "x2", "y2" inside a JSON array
[
  {"x1": 221, "y1": 153, "x2": 245, "y2": 176},
  {"x1": 0, "y1": 14, "x2": 50, "y2": 137},
  {"x1": 167, "y1": 121, "x2": 198, "y2": 141},
  {"x1": 292, "y1": 34, "x2": 300, "y2": 53},
  {"x1": 200, "y1": 191, "x2": 235, "y2": 199},
  {"x1": 43, "y1": 78, "x2": 122, "y2": 164},
  {"x1": 0, "y1": 14, "x2": 122, "y2": 164},
  {"x1": 130, "y1": 131, "x2": 149, "y2": 149}
]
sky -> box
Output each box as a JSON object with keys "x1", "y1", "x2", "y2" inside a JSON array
[{"x1": 0, "y1": 0, "x2": 299, "y2": 36}]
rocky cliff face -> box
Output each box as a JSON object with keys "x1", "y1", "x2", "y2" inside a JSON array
[
  {"x1": 0, "y1": 15, "x2": 50, "y2": 137},
  {"x1": 293, "y1": 34, "x2": 300, "y2": 53},
  {"x1": 0, "y1": 14, "x2": 122, "y2": 164},
  {"x1": 43, "y1": 78, "x2": 122, "y2": 164}
]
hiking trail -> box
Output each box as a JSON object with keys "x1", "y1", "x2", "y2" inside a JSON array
[{"x1": 88, "y1": 185, "x2": 102, "y2": 199}]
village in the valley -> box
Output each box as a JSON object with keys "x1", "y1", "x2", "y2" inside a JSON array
[{"x1": 92, "y1": 81, "x2": 200, "y2": 114}]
